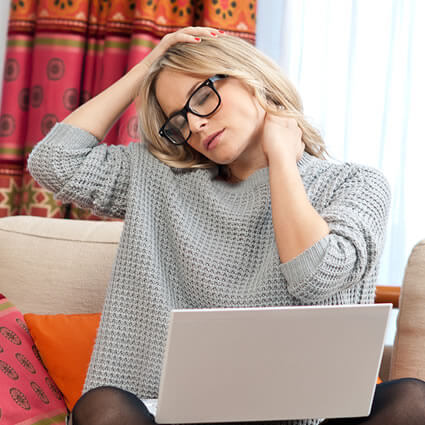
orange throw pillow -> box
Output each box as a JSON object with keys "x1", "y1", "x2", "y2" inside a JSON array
[{"x1": 24, "y1": 313, "x2": 100, "y2": 411}]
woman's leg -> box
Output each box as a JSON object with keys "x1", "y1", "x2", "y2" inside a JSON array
[
  {"x1": 68, "y1": 378, "x2": 425, "y2": 425},
  {"x1": 70, "y1": 386, "x2": 156, "y2": 425},
  {"x1": 321, "y1": 377, "x2": 425, "y2": 425}
]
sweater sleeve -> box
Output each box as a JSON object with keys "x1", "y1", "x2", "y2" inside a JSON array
[
  {"x1": 279, "y1": 165, "x2": 391, "y2": 304},
  {"x1": 27, "y1": 122, "x2": 132, "y2": 219}
]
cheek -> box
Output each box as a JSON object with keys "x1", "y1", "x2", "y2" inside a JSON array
[
  {"x1": 186, "y1": 134, "x2": 204, "y2": 154},
  {"x1": 221, "y1": 93, "x2": 258, "y2": 128}
]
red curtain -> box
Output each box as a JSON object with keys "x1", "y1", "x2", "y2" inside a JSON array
[{"x1": 0, "y1": 0, "x2": 257, "y2": 220}]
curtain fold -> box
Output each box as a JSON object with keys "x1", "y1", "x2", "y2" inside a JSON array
[
  {"x1": 0, "y1": 0, "x2": 257, "y2": 219},
  {"x1": 0, "y1": 1, "x2": 11, "y2": 104}
]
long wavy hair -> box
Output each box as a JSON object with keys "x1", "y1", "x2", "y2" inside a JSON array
[{"x1": 136, "y1": 34, "x2": 330, "y2": 182}]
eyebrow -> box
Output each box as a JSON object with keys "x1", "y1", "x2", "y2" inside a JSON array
[{"x1": 168, "y1": 79, "x2": 204, "y2": 117}]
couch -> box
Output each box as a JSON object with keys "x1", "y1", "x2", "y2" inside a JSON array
[{"x1": 1, "y1": 215, "x2": 425, "y2": 413}]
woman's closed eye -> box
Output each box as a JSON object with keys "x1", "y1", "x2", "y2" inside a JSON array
[
  {"x1": 197, "y1": 93, "x2": 211, "y2": 105},
  {"x1": 173, "y1": 115, "x2": 186, "y2": 130}
]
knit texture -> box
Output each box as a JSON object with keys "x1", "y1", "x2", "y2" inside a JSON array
[{"x1": 28, "y1": 122, "x2": 392, "y2": 425}]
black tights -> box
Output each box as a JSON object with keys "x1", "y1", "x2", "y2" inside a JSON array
[{"x1": 69, "y1": 378, "x2": 425, "y2": 425}]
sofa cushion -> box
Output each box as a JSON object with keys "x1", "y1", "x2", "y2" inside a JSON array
[
  {"x1": 0, "y1": 294, "x2": 67, "y2": 424},
  {"x1": 390, "y1": 239, "x2": 425, "y2": 380},
  {"x1": 24, "y1": 313, "x2": 101, "y2": 411},
  {"x1": 0, "y1": 216, "x2": 123, "y2": 314}
]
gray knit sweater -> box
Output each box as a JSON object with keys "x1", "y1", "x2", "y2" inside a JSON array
[{"x1": 28, "y1": 122, "x2": 391, "y2": 425}]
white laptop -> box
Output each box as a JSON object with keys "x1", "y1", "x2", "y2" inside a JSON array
[{"x1": 142, "y1": 303, "x2": 392, "y2": 423}]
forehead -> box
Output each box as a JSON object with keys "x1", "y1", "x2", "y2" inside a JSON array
[{"x1": 155, "y1": 69, "x2": 206, "y2": 117}]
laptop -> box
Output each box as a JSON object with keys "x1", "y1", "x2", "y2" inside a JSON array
[{"x1": 142, "y1": 303, "x2": 392, "y2": 423}]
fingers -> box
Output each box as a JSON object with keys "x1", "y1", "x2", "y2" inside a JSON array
[
  {"x1": 276, "y1": 116, "x2": 302, "y2": 136},
  {"x1": 286, "y1": 117, "x2": 299, "y2": 129},
  {"x1": 166, "y1": 26, "x2": 226, "y2": 43},
  {"x1": 268, "y1": 113, "x2": 299, "y2": 129},
  {"x1": 280, "y1": 116, "x2": 300, "y2": 131},
  {"x1": 181, "y1": 26, "x2": 225, "y2": 37}
]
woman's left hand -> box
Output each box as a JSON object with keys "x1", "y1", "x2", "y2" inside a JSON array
[{"x1": 261, "y1": 112, "x2": 305, "y2": 163}]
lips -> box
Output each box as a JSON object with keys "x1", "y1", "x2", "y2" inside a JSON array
[{"x1": 203, "y1": 129, "x2": 224, "y2": 150}]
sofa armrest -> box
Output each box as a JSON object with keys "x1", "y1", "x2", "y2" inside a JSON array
[
  {"x1": 375, "y1": 286, "x2": 400, "y2": 381},
  {"x1": 375, "y1": 286, "x2": 400, "y2": 308}
]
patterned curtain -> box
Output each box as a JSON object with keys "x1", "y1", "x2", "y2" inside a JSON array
[{"x1": 0, "y1": 0, "x2": 257, "y2": 220}]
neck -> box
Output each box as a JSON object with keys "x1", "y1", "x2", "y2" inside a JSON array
[
  {"x1": 228, "y1": 158, "x2": 268, "y2": 182},
  {"x1": 227, "y1": 124, "x2": 269, "y2": 182}
]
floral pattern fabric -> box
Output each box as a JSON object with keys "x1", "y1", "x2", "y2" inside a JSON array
[{"x1": 0, "y1": 0, "x2": 256, "y2": 219}]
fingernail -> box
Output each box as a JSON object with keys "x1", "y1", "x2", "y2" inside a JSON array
[
  {"x1": 194, "y1": 37, "x2": 201, "y2": 41},
  {"x1": 218, "y1": 30, "x2": 225, "y2": 34},
  {"x1": 211, "y1": 32, "x2": 217, "y2": 36}
]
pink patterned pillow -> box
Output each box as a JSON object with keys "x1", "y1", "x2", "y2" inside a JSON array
[{"x1": 0, "y1": 294, "x2": 67, "y2": 424}]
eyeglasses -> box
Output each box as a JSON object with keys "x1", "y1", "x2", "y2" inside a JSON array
[{"x1": 159, "y1": 74, "x2": 227, "y2": 145}]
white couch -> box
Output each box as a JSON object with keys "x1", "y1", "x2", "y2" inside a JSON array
[{"x1": 1, "y1": 215, "x2": 425, "y2": 383}]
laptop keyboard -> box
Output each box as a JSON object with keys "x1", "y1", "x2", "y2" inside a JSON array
[{"x1": 142, "y1": 398, "x2": 158, "y2": 415}]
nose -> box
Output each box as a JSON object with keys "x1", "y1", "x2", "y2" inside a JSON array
[{"x1": 187, "y1": 112, "x2": 208, "y2": 133}]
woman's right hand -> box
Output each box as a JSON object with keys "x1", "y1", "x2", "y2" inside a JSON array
[{"x1": 141, "y1": 26, "x2": 225, "y2": 71}]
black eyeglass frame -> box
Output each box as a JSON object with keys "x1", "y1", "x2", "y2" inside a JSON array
[{"x1": 159, "y1": 74, "x2": 228, "y2": 145}]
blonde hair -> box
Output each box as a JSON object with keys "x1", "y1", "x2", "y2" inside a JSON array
[{"x1": 137, "y1": 34, "x2": 330, "y2": 182}]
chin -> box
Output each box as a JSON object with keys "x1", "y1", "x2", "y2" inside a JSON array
[
  {"x1": 212, "y1": 145, "x2": 242, "y2": 165},
  {"x1": 212, "y1": 157, "x2": 236, "y2": 166}
]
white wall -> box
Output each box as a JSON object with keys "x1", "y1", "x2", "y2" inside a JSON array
[{"x1": 0, "y1": 1, "x2": 11, "y2": 105}]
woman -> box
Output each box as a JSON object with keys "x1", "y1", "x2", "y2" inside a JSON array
[{"x1": 27, "y1": 27, "x2": 425, "y2": 425}]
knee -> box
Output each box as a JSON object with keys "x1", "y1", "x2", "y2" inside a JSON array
[
  {"x1": 71, "y1": 386, "x2": 140, "y2": 425},
  {"x1": 395, "y1": 377, "x2": 425, "y2": 395},
  {"x1": 392, "y1": 378, "x2": 425, "y2": 413}
]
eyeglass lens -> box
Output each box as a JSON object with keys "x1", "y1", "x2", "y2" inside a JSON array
[{"x1": 164, "y1": 85, "x2": 219, "y2": 144}]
